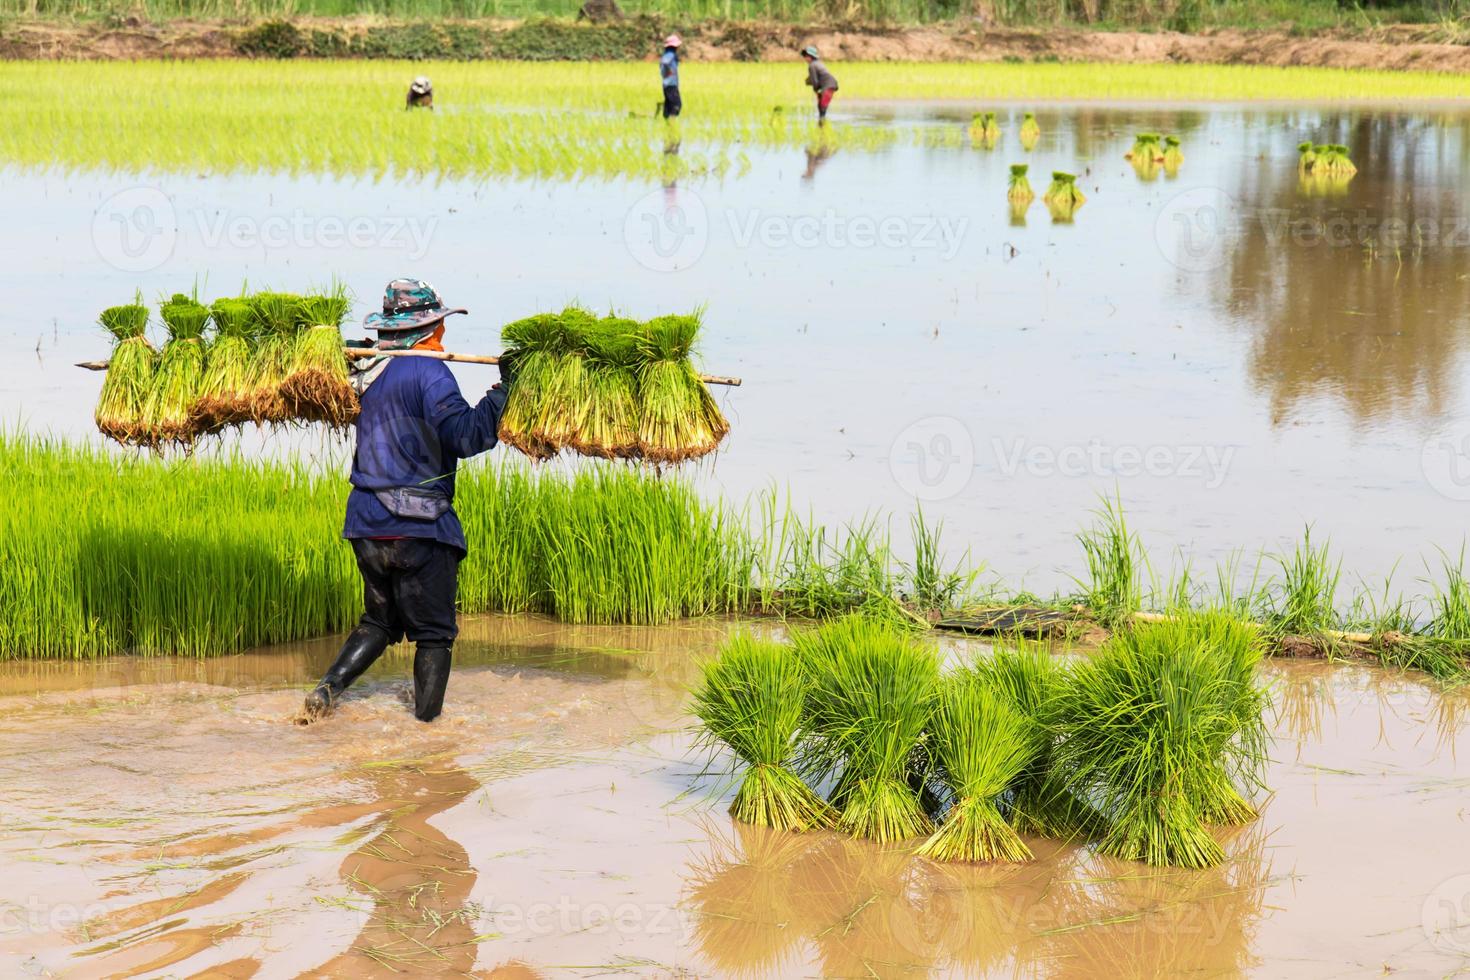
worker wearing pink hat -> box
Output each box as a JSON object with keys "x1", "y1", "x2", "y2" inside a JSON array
[{"x1": 660, "y1": 34, "x2": 683, "y2": 119}]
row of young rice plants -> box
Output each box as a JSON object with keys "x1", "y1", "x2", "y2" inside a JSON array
[
  {"x1": 693, "y1": 610, "x2": 1269, "y2": 869},
  {"x1": 2, "y1": 61, "x2": 1465, "y2": 180}
]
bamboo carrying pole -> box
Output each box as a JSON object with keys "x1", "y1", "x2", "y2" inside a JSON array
[{"x1": 76, "y1": 347, "x2": 743, "y2": 387}]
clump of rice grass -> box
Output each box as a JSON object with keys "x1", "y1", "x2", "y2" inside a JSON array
[
  {"x1": 1161, "y1": 134, "x2": 1183, "y2": 170},
  {"x1": 280, "y1": 287, "x2": 357, "y2": 427},
  {"x1": 795, "y1": 615, "x2": 940, "y2": 843},
  {"x1": 1297, "y1": 141, "x2": 1318, "y2": 172},
  {"x1": 1043, "y1": 171, "x2": 1086, "y2": 221},
  {"x1": 915, "y1": 667, "x2": 1039, "y2": 864},
  {"x1": 498, "y1": 312, "x2": 569, "y2": 460},
  {"x1": 577, "y1": 316, "x2": 642, "y2": 459},
  {"x1": 1019, "y1": 111, "x2": 1040, "y2": 150},
  {"x1": 1056, "y1": 617, "x2": 1267, "y2": 868},
  {"x1": 693, "y1": 632, "x2": 836, "y2": 832},
  {"x1": 1074, "y1": 494, "x2": 1144, "y2": 627},
  {"x1": 1127, "y1": 132, "x2": 1163, "y2": 162},
  {"x1": 94, "y1": 297, "x2": 155, "y2": 447},
  {"x1": 144, "y1": 295, "x2": 210, "y2": 446},
  {"x1": 246, "y1": 291, "x2": 304, "y2": 424},
  {"x1": 1006, "y1": 163, "x2": 1034, "y2": 207},
  {"x1": 190, "y1": 299, "x2": 256, "y2": 433},
  {"x1": 636, "y1": 312, "x2": 730, "y2": 464},
  {"x1": 1266, "y1": 527, "x2": 1341, "y2": 640},
  {"x1": 534, "y1": 306, "x2": 596, "y2": 452},
  {"x1": 968, "y1": 111, "x2": 1000, "y2": 147},
  {"x1": 1315, "y1": 143, "x2": 1357, "y2": 175}
]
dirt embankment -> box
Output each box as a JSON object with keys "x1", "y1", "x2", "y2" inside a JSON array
[{"x1": 5, "y1": 16, "x2": 1470, "y2": 71}]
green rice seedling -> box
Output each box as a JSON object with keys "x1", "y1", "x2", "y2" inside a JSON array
[
  {"x1": 190, "y1": 299, "x2": 256, "y2": 433},
  {"x1": 144, "y1": 297, "x2": 210, "y2": 446},
  {"x1": 636, "y1": 313, "x2": 730, "y2": 464},
  {"x1": 531, "y1": 307, "x2": 597, "y2": 453},
  {"x1": 1318, "y1": 143, "x2": 1357, "y2": 175},
  {"x1": 1019, "y1": 111, "x2": 1040, "y2": 150},
  {"x1": 1073, "y1": 494, "x2": 1144, "y2": 627},
  {"x1": 94, "y1": 298, "x2": 155, "y2": 447},
  {"x1": 915, "y1": 668, "x2": 1039, "y2": 863},
  {"x1": 692, "y1": 633, "x2": 836, "y2": 832},
  {"x1": 907, "y1": 507, "x2": 977, "y2": 614},
  {"x1": 794, "y1": 615, "x2": 940, "y2": 843},
  {"x1": 1055, "y1": 620, "x2": 1259, "y2": 868},
  {"x1": 281, "y1": 287, "x2": 357, "y2": 427},
  {"x1": 1006, "y1": 164, "x2": 1034, "y2": 207},
  {"x1": 976, "y1": 641, "x2": 1096, "y2": 839},
  {"x1": 576, "y1": 316, "x2": 642, "y2": 459},
  {"x1": 968, "y1": 111, "x2": 1001, "y2": 148},
  {"x1": 1297, "y1": 141, "x2": 1318, "y2": 172},
  {"x1": 1043, "y1": 171, "x2": 1086, "y2": 221},
  {"x1": 498, "y1": 312, "x2": 569, "y2": 460},
  {"x1": 1128, "y1": 132, "x2": 1163, "y2": 162},
  {"x1": 1266, "y1": 527, "x2": 1341, "y2": 640},
  {"x1": 246, "y1": 291, "x2": 305, "y2": 424},
  {"x1": 1161, "y1": 135, "x2": 1184, "y2": 170}
]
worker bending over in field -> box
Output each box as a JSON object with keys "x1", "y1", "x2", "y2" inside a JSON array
[
  {"x1": 407, "y1": 76, "x2": 433, "y2": 109},
  {"x1": 660, "y1": 34, "x2": 682, "y2": 119},
  {"x1": 302, "y1": 279, "x2": 511, "y2": 724},
  {"x1": 801, "y1": 46, "x2": 838, "y2": 123}
]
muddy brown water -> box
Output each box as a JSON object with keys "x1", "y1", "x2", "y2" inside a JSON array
[{"x1": 1, "y1": 615, "x2": 1467, "y2": 977}]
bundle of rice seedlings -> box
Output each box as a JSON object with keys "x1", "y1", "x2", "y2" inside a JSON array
[
  {"x1": 1006, "y1": 164, "x2": 1034, "y2": 206},
  {"x1": 246, "y1": 292, "x2": 304, "y2": 424},
  {"x1": 94, "y1": 299, "x2": 156, "y2": 446},
  {"x1": 636, "y1": 313, "x2": 729, "y2": 464},
  {"x1": 498, "y1": 312, "x2": 569, "y2": 460},
  {"x1": 968, "y1": 111, "x2": 1000, "y2": 148},
  {"x1": 1297, "y1": 141, "x2": 1318, "y2": 172},
  {"x1": 531, "y1": 307, "x2": 596, "y2": 452},
  {"x1": 190, "y1": 299, "x2": 256, "y2": 433},
  {"x1": 1161, "y1": 135, "x2": 1184, "y2": 169},
  {"x1": 692, "y1": 633, "x2": 836, "y2": 832},
  {"x1": 1179, "y1": 611, "x2": 1269, "y2": 825},
  {"x1": 1321, "y1": 143, "x2": 1357, "y2": 175},
  {"x1": 1054, "y1": 620, "x2": 1264, "y2": 868},
  {"x1": 1019, "y1": 111, "x2": 1041, "y2": 150},
  {"x1": 1127, "y1": 132, "x2": 1162, "y2": 162},
  {"x1": 915, "y1": 668, "x2": 1039, "y2": 864},
  {"x1": 1043, "y1": 171, "x2": 1086, "y2": 221},
  {"x1": 794, "y1": 616, "x2": 940, "y2": 843},
  {"x1": 977, "y1": 642, "x2": 1096, "y2": 839},
  {"x1": 575, "y1": 316, "x2": 642, "y2": 459},
  {"x1": 144, "y1": 297, "x2": 210, "y2": 446},
  {"x1": 280, "y1": 288, "x2": 357, "y2": 426}
]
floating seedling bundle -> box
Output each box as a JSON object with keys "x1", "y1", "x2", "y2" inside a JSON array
[
  {"x1": 1300, "y1": 142, "x2": 1356, "y2": 176},
  {"x1": 498, "y1": 307, "x2": 729, "y2": 463},
  {"x1": 1043, "y1": 171, "x2": 1086, "y2": 221},
  {"x1": 1007, "y1": 164, "x2": 1034, "y2": 206},
  {"x1": 1161, "y1": 135, "x2": 1184, "y2": 170},
  {"x1": 94, "y1": 299, "x2": 155, "y2": 446},
  {"x1": 1128, "y1": 132, "x2": 1163, "y2": 162},
  {"x1": 694, "y1": 612, "x2": 1271, "y2": 869},
  {"x1": 1019, "y1": 111, "x2": 1040, "y2": 150},
  {"x1": 969, "y1": 111, "x2": 1000, "y2": 147}
]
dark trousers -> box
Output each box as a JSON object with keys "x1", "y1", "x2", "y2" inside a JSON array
[
  {"x1": 351, "y1": 537, "x2": 461, "y2": 646},
  {"x1": 663, "y1": 85, "x2": 682, "y2": 119}
]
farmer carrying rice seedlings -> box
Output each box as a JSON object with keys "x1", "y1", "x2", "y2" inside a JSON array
[
  {"x1": 406, "y1": 76, "x2": 433, "y2": 110},
  {"x1": 302, "y1": 279, "x2": 513, "y2": 725},
  {"x1": 660, "y1": 35, "x2": 682, "y2": 119},
  {"x1": 800, "y1": 45, "x2": 838, "y2": 123}
]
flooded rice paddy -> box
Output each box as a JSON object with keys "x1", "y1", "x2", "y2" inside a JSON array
[
  {"x1": 0, "y1": 615, "x2": 1466, "y2": 977},
  {"x1": 8, "y1": 102, "x2": 1470, "y2": 592}
]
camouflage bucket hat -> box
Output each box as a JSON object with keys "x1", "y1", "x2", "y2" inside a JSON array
[{"x1": 363, "y1": 278, "x2": 467, "y2": 334}]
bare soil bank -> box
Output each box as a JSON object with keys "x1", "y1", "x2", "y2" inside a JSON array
[{"x1": 6, "y1": 17, "x2": 1470, "y2": 72}]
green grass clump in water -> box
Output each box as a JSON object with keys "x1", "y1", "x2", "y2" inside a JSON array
[
  {"x1": 693, "y1": 633, "x2": 836, "y2": 832},
  {"x1": 94, "y1": 299, "x2": 155, "y2": 447},
  {"x1": 1056, "y1": 617, "x2": 1268, "y2": 868},
  {"x1": 795, "y1": 616, "x2": 940, "y2": 843},
  {"x1": 1162, "y1": 134, "x2": 1184, "y2": 169},
  {"x1": 146, "y1": 296, "x2": 210, "y2": 447},
  {"x1": 281, "y1": 287, "x2": 357, "y2": 427},
  {"x1": 968, "y1": 111, "x2": 1001, "y2": 148},
  {"x1": 1019, "y1": 111, "x2": 1041, "y2": 150},
  {"x1": 1043, "y1": 171, "x2": 1086, "y2": 221},
  {"x1": 916, "y1": 667, "x2": 1039, "y2": 864},
  {"x1": 1129, "y1": 132, "x2": 1163, "y2": 162},
  {"x1": 1006, "y1": 163, "x2": 1034, "y2": 206},
  {"x1": 1266, "y1": 527, "x2": 1342, "y2": 639},
  {"x1": 191, "y1": 299, "x2": 255, "y2": 433},
  {"x1": 637, "y1": 313, "x2": 729, "y2": 464},
  {"x1": 1075, "y1": 494, "x2": 1143, "y2": 627}
]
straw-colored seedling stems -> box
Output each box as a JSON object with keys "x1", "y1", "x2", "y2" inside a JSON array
[
  {"x1": 1019, "y1": 111, "x2": 1040, "y2": 150},
  {"x1": 1044, "y1": 171, "x2": 1086, "y2": 222},
  {"x1": 95, "y1": 300, "x2": 156, "y2": 447},
  {"x1": 280, "y1": 289, "x2": 357, "y2": 427},
  {"x1": 969, "y1": 111, "x2": 1001, "y2": 148},
  {"x1": 190, "y1": 299, "x2": 255, "y2": 434},
  {"x1": 1007, "y1": 163, "x2": 1034, "y2": 206}
]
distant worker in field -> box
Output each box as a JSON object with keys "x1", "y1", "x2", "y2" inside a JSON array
[
  {"x1": 660, "y1": 34, "x2": 682, "y2": 119},
  {"x1": 302, "y1": 279, "x2": 512, "y2": 725},
  {"x1": 406, "y1": 76, "x2": 433, "y2": 110},
  {"x1": 800, "y1": 46, "x2": 838, "y2": 123}
]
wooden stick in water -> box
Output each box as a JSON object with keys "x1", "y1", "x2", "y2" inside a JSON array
[{"x1": 77, "y1": 347, "x2": 744, "y2": 387}]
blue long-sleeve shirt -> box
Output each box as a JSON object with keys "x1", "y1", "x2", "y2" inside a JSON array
[
  {"x1": 660, "y1": 49, "x2": 679, "y2": 89},
  {"x1": 342, "y1": 356, "x2": 507, "y2": 554}
]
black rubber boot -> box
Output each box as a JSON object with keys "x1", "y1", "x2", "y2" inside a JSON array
[
  {"x1": 302, "y1": 624, "x2": 391, "y2": 721},
  {"x1": 413, "y1": 645, "x2": 453, "y2": 723}
]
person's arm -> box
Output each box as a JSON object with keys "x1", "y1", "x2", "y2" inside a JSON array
[{"x1": 422, "y1": 362, "x2": 508, "y2": 460}]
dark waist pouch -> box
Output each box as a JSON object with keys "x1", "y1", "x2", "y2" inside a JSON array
[{"x1": 374, "y1": 487, "x2": 451, "y2": 521}]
